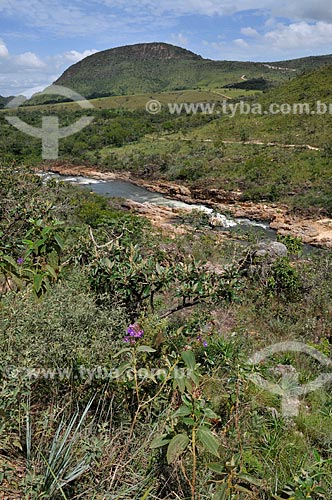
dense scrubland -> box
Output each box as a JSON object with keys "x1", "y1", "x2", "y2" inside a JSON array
[
  {"x1": 2, "y1": 165, "x2": 332, "y2": 499},
  {"x1": 2, "y1": 55, "x2": 332, "y2": 499}
]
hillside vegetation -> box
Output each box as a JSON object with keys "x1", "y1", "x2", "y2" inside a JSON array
[
  {"x1": 2, "y1": 166, "x2": 332, "y2": 499},
  {"x1": 3, "y1": 65, "x2": 332, "y2": 213},
  {"x1": 36, "y1": 42, "x2": 308, "y2": 101}
]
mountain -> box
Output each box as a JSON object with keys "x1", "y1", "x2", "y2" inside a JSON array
[
  {"x1": 0, "y1": 95, "x2": 16, "y2": 109},
  {"x1": 52, "y1": 42, "x2": 299, "y2": 99}
]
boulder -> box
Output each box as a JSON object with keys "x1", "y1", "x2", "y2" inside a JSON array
[
  {"x1": 239, "y1": 241, "x2": 288, "y2": 275},
  {"x1": 253, "y1": 241, "x2": 288, "y2": 261}
]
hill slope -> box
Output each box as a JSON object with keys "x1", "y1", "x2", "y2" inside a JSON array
[
  {"x1": 0, "y1": 95, "x2": 15, "y2": 109},
  {"x1": 180, "y1": 66, "x2": 332, "y2": 148},
  {"x1": 259, "y1": 65, "x2": 332, "y2": 104},
  {"x1": 266, "y1": 54, "x2": 332, "y2": 71},
  {"x1": 52, "y1": 42, "x2": 296, "y2": 99}
]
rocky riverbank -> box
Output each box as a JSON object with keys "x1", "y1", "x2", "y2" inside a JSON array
[{"x1": 40, "y1": 164, "x2": 332, "y2": 248}]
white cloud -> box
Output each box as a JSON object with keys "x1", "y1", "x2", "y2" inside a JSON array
[
  {"x1": 241, "y1": 27, "x2": 258, "y2": 37},
  {"x1": 61, "y1": 49, "x2": 98, "y2": 63},
  {"x1": 0, "y1": 42, "x2": 98, "y2": 96},
  {"x1": 0, "y1": 0, "x2": 327, "y2": 40},
  {"x1": 0, "y1": 39, "x2": 9, "y2": 57},
  {"x1": 15, "y1": 51, "x2": 45, "y2": 67},
  {"x1": 104, "y1": 0, "x2": 332, "y2": 22},
  {"x1": 1, "y1": 1, "x2": 332, "y2": 94},
  {"x1": 234, "y1": 38, "x2": 249, "y2": 48},
  {"x1": 22, "y1": 84, "x2": 50, "y2": 98},
  {"x1": 271, "y1": 1, "x2": 332, "y2": 23},
  {"x1": 0, "y1": 0, "x2": 172, "y2": 38},
  {"x1": 206, "y1": 20, "x2": 332, "y2": 61},
  {"x1": 265, "y1": 21, "x2": 332, "y2": 51},
  {"x1": 0, "y1": 0, "x2": 332, "y2": 46}
]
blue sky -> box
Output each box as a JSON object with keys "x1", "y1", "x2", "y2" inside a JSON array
[{"x1": 0, "y1": 0, "x2": 332, "y2": 95}]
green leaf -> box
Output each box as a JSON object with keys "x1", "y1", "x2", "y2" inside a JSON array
[
  {"x1": 115, "y1": 362, "x2": 131, "y2": 377},
  {"x1": 113, "y1": 348, "x2": 131, "y2": 358},
  {"x1": 140, "y1": 487, "x2": 153, "y2": 500},
  {"x1": 166, "y1": 433, "x2": 189, "y2": 464},
  {"x1": 235, "y1": 485, "x2": 255, "y2": 494},
  {"x1": 137, "y1": 345, "x2": 156, "y2": 353},
  {"x1": 189, "y1": 371, "x2": 200, "y2": 386},
  {"x1": 197, "y1": 427, "x2": 220, "y2": 458},
  {"x1": 48, "y1": 250, "x2": 59, "y2": 268},
  {"x1": 185, "y1": 378, "x2": 194, "y2": 393},
  {"x1": 22, "y1": 239, "x2": 34, "y2": 246},
  {"x1": 183, "y1": 417, "x2": 195, "y2": 426},
  {"x1": 45, "y1": 264, "x2": 57, "y2": 279},
  {"x1": 54, "y1": 234, "x2": 64, "y2": 249},
  {"x1": 102, "y1": 257, "x2": 114, "y2": 269},
  {"x1": 207, "y1": 462, "x2": 225, "y2": 474},
  {"x1": 315, "y1": 486, "x2": 327, "y2": 494},
  {"x1": 237, "y1": 473, "x2": 262, "y2": 487},
  {"x1": 173, "y1": 374, "x2": 186, "y2": 393},
  {"x1": 173, "y1": 405, "x2": 192, "y2": 418},
  {"x1": 213, "y1": 483, "x2": 228, "y2": 500},
  {"x1": 204, "y1": 408, "x2": 219, "y2": 419},
  {"x1": 13, "y1": 439, "x2": 23, "y2": 451},
  {"x1": 33, "y1": 274, "x2": 43, "y2": 294},
  {"x1": 181, "y1": 350, "x2": 196, "y2": 370},
  {"x1": 156, "y1": 262, "x2": 163, "y2": 274},
  {"x1": 150, "y1": 434, "x2": 171, "y2": 449},
  {"x1": 2, "y1": 255, "x2": 17, "y2": 266},
  {"x1": 181, "y1": 394, "x2": 192, "y2": 406}
]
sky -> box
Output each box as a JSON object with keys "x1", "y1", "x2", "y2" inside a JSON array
[{"x1": 0, "y1": 0, "x2": 332, "y2": 96}]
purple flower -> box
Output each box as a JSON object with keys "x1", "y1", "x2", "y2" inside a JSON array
[
  {"x1": 123, "y1": 324, "x2": 144, "y2": 344},
  {"x1": 127, "y1": 324, "x2": 144, "y2": 338},
  {"x1": 197, "y1": 336, "x2": 208, "y2": 348},
  {"x1": 17, "y1": 257, "x2": 24, "y2": 265}
]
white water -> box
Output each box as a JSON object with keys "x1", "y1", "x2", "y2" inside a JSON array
[{"x1": 38, "y1": 172, "x2": 272, "y2": 233}]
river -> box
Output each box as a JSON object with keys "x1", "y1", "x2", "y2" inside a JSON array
[{"x1": 39, "y1": 172, "x2": 282, "y2": 241}]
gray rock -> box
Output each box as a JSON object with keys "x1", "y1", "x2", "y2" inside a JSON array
[
  {"x1": 253, "y1": 241, "x2": 288, "y2": 261},
  {"x1": 239, "y1": 241, "x2": 288, "y2": 275}
]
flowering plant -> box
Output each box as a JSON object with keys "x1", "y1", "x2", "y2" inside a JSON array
[{"x1": 124, "y1": 323, "x2": 144, "y2": 344}]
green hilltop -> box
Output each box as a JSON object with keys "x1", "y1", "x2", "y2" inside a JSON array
[{"x1": 51, "y1": 42, "x2": 302, "y2": 99}]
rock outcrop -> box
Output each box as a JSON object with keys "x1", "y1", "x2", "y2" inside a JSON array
[{"x1": 39, "y1": 164, "x2": 332, "y2": 248}]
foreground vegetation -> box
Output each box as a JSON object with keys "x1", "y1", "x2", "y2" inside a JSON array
[{"x1": 1, "y1": 166, "x2": 332, "y2": 499}]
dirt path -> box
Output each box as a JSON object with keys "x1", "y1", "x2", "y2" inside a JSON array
[
  {"x1": 145, "y1": 135, "x2": 320, "y2": 151},
  {"x1": 211, "y1": 90, "x2": 232, "y2": 100},
  {"x1": 221, "y1": 139, "x2": 320, "y2": 151}
]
